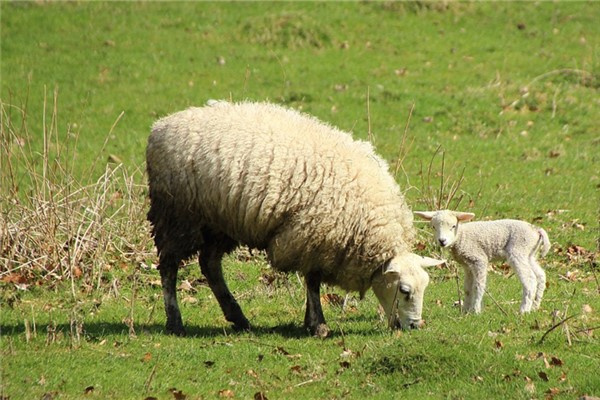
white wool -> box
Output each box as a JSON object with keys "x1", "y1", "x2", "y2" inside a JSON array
[
  {"x1": 147, "y1": 101, "x2": 445, "y2": 330},
  {"x1": 415, "y1": 210, "x2": 550, "y2": 314}
]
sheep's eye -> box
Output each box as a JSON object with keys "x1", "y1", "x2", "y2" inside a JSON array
[
  {"x1": 451, "y1": 224, "x2": 457, "y2": 229},
  {"x1": 399, "y1": 285, "x2": 411, "y2": 295}
]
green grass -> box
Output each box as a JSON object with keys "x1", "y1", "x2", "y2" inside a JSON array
[{"x1": 1, "y1": 1, "x2": 599, "y2": 399}]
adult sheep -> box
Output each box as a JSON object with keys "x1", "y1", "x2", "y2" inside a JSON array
[{"x1": 147, "y1": 100, "x2": 444, "y2": 337}]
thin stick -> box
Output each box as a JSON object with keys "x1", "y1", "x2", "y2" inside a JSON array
[
  {"x1": 484, "y1": 288, "x2": 509, "y2": 317},
  {"x1": 538, "y1": 314, "x2": 577, "y2": 344},
  {"x1": 394, "y1": 103, "x2": 415, "y2": 179},
  {"x1": 366, "y1": 86, "x2": 373, "y2": 144},
  {"x1": 144, "y1": 364, "x2": 158, "y2": 393}
]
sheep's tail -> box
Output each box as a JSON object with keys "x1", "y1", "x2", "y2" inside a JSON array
[{"x1": 536, "y1": 228, "x2": 551, "y2": 257}]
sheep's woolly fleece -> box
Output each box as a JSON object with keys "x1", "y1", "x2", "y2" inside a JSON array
[{"x1": 147, "y1": 101, "x2": 415, "y2": 295}]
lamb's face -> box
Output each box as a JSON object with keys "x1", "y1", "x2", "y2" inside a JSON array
[
  {"x1": 431, "y1": 212, "x2": 460, "y2": 248},
  {"x1": 371, "y1": 253, "x2": 445, "y2": 330}
]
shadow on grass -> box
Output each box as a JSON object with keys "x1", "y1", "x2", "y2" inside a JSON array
[{"x1": 1, "y1": 319, "x2": 389, "y2": 340}]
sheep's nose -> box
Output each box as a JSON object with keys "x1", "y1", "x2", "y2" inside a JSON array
[
  {"x1": 438, "y1": 238, "x2": 447, "y2": 247},
  {"x1": 409, "y1": 319, "x2": 425, "y2": 329}
]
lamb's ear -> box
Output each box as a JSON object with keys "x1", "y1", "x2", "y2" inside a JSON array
[
  {"x1": 453, "y1": 211, "x2": 475, "y2": 222},
  {"x1": 414, "y1": 211, "x2": 436, "y2": 221},
  {"x1": 419, "y1": 256, "x2": 446, "y2": 268}
]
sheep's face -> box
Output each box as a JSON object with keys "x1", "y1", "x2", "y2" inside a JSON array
[
  {"x1": 371, "y1": 253, "x2": 445, "y2": 330},
  {"x1": 414, "y1": 210, "x2": 475, "y2": 248}
]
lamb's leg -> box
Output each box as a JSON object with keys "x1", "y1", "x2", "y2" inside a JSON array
[
  {"x1": 470, "y1": 261, "x2": 488, "y2": 313},
  {"x1": 159, "y1": 255, "x2": 186, "y2": 336},
  {"x1": 304, "y1": 271, "x2": 329, "y2": 338},
  {"x1": 462, "y1": 266, "x2": 475, "y2": 313},
  {"x1": 199, "y1": 246, "x2": 250, "y2": 331},
  {"x1": 529, "y1": 256, "x2": 546, "y2": 310},
  {"x1": 508, "y1": 256, "x2": 536, "y2": 313}
]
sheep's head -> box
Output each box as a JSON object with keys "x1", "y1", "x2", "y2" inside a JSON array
[
  {"x1": 414, "y1": 210, "x2": 475, "y2": 248},
  {"x1": 371, "y1": 253, "x2": 445, "y2": 330}
]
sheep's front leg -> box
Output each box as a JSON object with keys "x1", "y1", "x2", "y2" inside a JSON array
[
  {"x1": 304, "y1": 271, "x2": 329, "y2": 338},
  {"x1": 199, "y1": 247, "x2": 250, "y2": 331},
  {"x1": 470, "y1": 261, "x2": 488, "y2": 313},
  {"x1": 159, "y1": 255, "x2": 186, "y2": 336},
  {"x1": 462, "y1": 266, "x2": 475, "y2": 313},
  {"x1": 509, "y1": 256, "x2": 536, "y2": 313}
]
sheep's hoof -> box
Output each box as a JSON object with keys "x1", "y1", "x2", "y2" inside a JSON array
[
  {"x1": 232, "y1": 319, "x2": 251, "y2": 332},
  {"x1": 311, "y1": 323, "x2": 330, "y2": 338},
  {"x1": 166, "y1": 324, "x2": 186, "y2": 337}
]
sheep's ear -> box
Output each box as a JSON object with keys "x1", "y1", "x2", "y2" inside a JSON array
[
  {"x1": 453, "y1": 211, "x2": 475, "y2": 222},
  {"x1": 419, "y1": 256, "x2": 446, "y2": 268},
  {"x1": 414, "y1": 211, "x2": 436, "y2": 221}
]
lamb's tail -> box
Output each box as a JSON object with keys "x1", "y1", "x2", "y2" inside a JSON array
[{"x1": 537, "y1": 228, "x2": 551, "y2": 257}]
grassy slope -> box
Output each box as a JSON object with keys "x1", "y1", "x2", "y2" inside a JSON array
[{"x1": 1, "y1": 2, "x2": 599, "y2": 399}]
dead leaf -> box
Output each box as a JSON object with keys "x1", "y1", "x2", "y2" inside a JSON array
[
  {"x1": 178, "y1": 280, "x2": 194, "y2": 292},
  {"x1": 538, "y1": 371, "x2": 549, "y2": 382},
  {"x1": 169, "y1": 388, "x2": 186, "y2": 400},
  {"x1": 290, "y1": 365, "x2": 303, "y2": 374},
  {"x1": 549, "y1": 357, "x2": 563, "y2": 367},
  {"x1": 494, "y1": 340, "x2": 504, "y2": 349},
  {"x1": 524, "y1": 376, "x2": 536, "y2": 394},
  {"x1": 339, "y1": 361, "x2": 351, "y2": 369},
  {"x1": 582, "y1": 304, "x2": 593, "y2": 314},
  {"x1": 144, "y1": 397, "x2": 159, "y2": 400},
  {"x1": 473, "y1": 375, "x2": 484, "y2": 382},
  {"x1": 254, "y1": 392, "x2": 268, "y2": 400},
  {"x1": 204, "y1": 361, "x2": 215, "y2": 368},
  {"x1": 247, "y1": 369, "x2": 259, "y2": 379},
  {"x1": 321, "y1": 293, "x2": 344, "y2": 307},
  {"x1": 545, "y1": 388, "x2": 560, "y2": 399},
  {"x1": 219, "y1": 389, "x2": 234, "y2": 398},
  {"x1": 142, "y1": 352, "x2": 152, "y2": 363},
  {"x1": 84, "y1": 386, "x2": 94, "y2": 394}
]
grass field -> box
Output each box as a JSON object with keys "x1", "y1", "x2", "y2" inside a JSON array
[{"x1": 1, "y1": 2, "x2": 599, "y2": 399}]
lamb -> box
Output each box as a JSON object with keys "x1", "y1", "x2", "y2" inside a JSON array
[
  {"x1": 414, "y1": 210, "x2": 550, "y2": 314},
  {"x1": 146, "y1": 100, "x2": 445, "y2": 337}
]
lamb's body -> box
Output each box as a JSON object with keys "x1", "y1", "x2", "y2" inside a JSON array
[
  {"x1": 147, "y1": 101, "x2": 441, "y2": 336},
  {"x1": 415, "y1": 211, "x2": 550, "y2": 314}
]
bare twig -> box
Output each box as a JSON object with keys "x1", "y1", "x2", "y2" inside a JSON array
[
  {"x1": 483, "y1": 288, "x2": 509, "y2": 317},
  {"x1": 538, "y1": 314, "x2": 578, "y2": 344}
]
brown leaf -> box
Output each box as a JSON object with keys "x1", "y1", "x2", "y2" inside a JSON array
[
  {"x1": 254, "y1": 392, "x2": 268, "y2": 400},
  {"x1": 549, "y1": 357, "x2": 563, "y2": 367},
  {"x1": 290, "y1": 365, "x2": 303, "y2": 374},
  {"x1": 169, "y1": 388, "x2": 186, "y2": 400},
  {"x1": 144, "y1": 397, "x2": 159, "y2": 400},
  {"x1": 84, "y1": 386, "x2": 94, "y2": 394},
  {"x1": 339, "y1": 361, "x2": 351, "y2": 369},
  {"x1": 538, "y1": 371, "x2": 549, "y2": 382},
  {"x1": 142, "y1": 352, "x2": 152, "y2": 363},
  {"x1": 204, "y1": 360, "x2": 215, "y2": 368},
  {"x1": 321, "y1": 293, "x2": 344, "y2": 307},
  {"x1": 247, "y1": 369, "x2": 259, "y2": 379},
  {"x1": 545, "y1": 388, "x2": 560, "y2": 400},
  {"x1": 219, "y1": 389, "x2": 234, "y2": 398},
  {"x1": 494, "y1": 340, "x2": 504, "y2": 349}
]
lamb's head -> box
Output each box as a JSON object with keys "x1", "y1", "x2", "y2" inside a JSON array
[
  {"x1": 371, "y1": 253, "x2": 445, "y2": 330},
  {"x1": 414, "y1": 210, "x2": 475, "y2": 248}
]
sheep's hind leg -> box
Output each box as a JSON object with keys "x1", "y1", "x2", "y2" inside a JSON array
[
  {"x1": 509, "y1": 256, "x2": 536, "y2": 313},
  {"x1": 199, "y1": 245, "x2": 250, "y2": 331},
  {"x1": 529, "y1": 257, "x2": 546, "y2": 310},
  {"x1": 159, "y1": 255, "x2": 186, "y2": 336},
  {"x1": 304, "y1": 271, "x2": 329, "y2": 338}
]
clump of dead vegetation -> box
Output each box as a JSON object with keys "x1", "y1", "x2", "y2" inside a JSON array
[{"x1": 0, "y1": 89, "x2": 152, "y2": 296}]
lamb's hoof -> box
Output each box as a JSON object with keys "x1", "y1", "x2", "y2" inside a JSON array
[{"x1": 311, "y1": 323, "x2": 330, "y2": 338}]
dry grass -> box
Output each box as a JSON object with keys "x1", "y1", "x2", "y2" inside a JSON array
[{"x1": 0, "y1": 88, "x2": 152, "y2": 295}]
